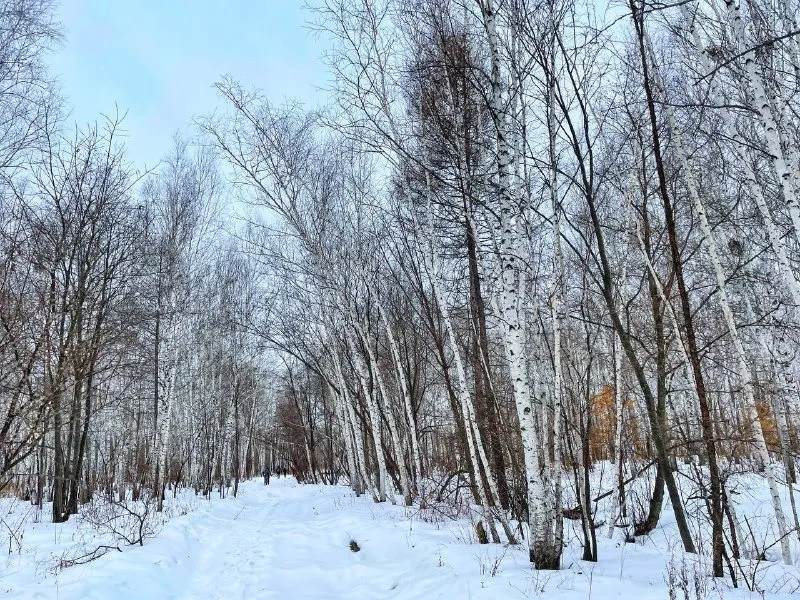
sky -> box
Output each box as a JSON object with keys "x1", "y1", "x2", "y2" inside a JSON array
[{"x1": 47, "y1": 0, "x2": 330, "y2": 170}]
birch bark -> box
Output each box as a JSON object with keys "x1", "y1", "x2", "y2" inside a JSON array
[
  {"x1": 375, "y1": 299, "x2": 423, "y2": 496},
  {"x1": 480, "y1": 0, "x2": 556, "y2": 567},
  {"x1": 355, "y1": 320, "x2": 413, "y2": 505},
  {"x1": 681, "y1": 3, "x2": 800, "y2": 308},
  {"x1": 659, "y1": 77, "x2": 793, "y2": 565},
  {"x1": 347, "y1": 331, "x2": 389, "y2": 503}
]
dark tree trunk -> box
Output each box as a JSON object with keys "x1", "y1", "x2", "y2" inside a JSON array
[{"x1": 630, "y1": 0, "x2": 720, "y2": 571}]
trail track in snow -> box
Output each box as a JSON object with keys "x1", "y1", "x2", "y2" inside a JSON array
[
  {"x1": 174, "y1": 479, "x2": 458, "y2": 600},
  {"x1": 173, "y1": 479, "x2": 416, "y2": 600},
  {"x1": 28, "y1": 478, "x2": 502, "y2": 600}
]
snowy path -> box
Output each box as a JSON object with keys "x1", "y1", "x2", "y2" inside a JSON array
[
  {"x1": 171, "y1": 480, "x2": 418, "y2": 600},
  {"x1": 171, "y1": 480, "x2": 460, "y2": 600},
  {"x1": 175, "y1": 487, "x2": 282, "y2": 599},
  {"x1": 16, "y1": 478, "x2": 526, "y2": 600},
  {"x1": 8, "y1": 476, "x2": 789, "y2": 599}
]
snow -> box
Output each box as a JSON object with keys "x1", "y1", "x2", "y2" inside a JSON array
[{"x1": 3, "y1": 475, "x2": 800, "y2": 599}]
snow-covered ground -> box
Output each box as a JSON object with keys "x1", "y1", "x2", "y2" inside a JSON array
[{"x1": 3, "y1": 475, "x2": 800, "y2": 599}]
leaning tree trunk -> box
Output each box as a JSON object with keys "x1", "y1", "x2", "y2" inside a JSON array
[
  {"x1": 348, "y1": 332, "x2": 389, "y2": 503},
  {"x1": 420, "y1": 203, "x2": 517, "y2": 545},
  {"x1": 355, "y1": 321, "x2": 413, "y2": 506},
  {"x1": 375, "y1": 299, "x2": 423, "y2": 495},
  {"x1": 334, "y1": 351, "x2": 374, "y2": 499},
  {"x1": 680, "y1": 2, "x2": 800, "y2": 309},
  {"x1": 725, "y1": 0, "x2": 800, "y2": 255},
  {"x1": 655, "y1": 63, "x2": 792, "y2": 564}
]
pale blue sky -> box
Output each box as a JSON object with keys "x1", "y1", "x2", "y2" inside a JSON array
[{"x1": 48, "y1": 0, "x2": 329, "y2": 169}]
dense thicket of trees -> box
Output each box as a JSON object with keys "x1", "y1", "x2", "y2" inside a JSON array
[
  {"x1": 0, "y1": 0, "x2": 273, "y2": 521},
  {"x1": 3, "y1": 0, "x2": 800, "y2": 578}
]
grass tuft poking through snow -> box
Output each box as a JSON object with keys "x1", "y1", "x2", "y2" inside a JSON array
[{"x1": 349, "y1": 538, "x2": 361, "y2": 552}]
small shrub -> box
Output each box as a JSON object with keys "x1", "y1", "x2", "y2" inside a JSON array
[
  {"x1": 477, "y1": 546, "x2": 508, "y2": 577},
  {"x1": 663, "y1": 554, "x2": 710, "y2": 600},
  {"x1": 82, "y1": 490, "x2": 162, "y2": 548},
  {"x1": 349, "y1": 539, "x2": 361, "y2": 552}
]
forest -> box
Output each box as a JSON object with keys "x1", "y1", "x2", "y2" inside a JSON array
[{"x1": 3, "y1": 0, "x2": 800, "y2": 592}]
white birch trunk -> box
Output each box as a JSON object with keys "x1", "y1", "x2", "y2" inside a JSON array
[
  {"x1": 741, "y1": 291, "x2": 800, "y2": 540},
  {"x1": 433, "y1": 274, "x2": 501, "y2": 543},
  {"x1": 340, "y1": 364, "x2": 375, "y2": 499},
  {"x1": 156, "y1": 311, "x2": 181, "y2": 512},
  {"x1": 481, "y1": 0, "x2": 552, "y2": 564},
  {"x1": 348, "y1": 331, "x2": 389, "y2": 503},
  {"x1": 548, "y1": 40, "x2": 565, "y2": 554},
  {"x1": 417, "y1": 204, "x2": 514, "y2": 542},
  {"x1": 376, "y1": 299, "x2": 423, "y2": 496},
  {"x1": 682, "y1": 2, "x2": 800, "y2": 309},
  {"x1": 725, "y1": 0, "x2": 800, "y2": 255},
  {"x1": 355, "y1": 321, "x2": 413, "y2": 505},
  {"x1": 328, "y1": 372, "x2": 360, "y2": 493},
  {"x1": 657, "y1": 69, "x2": 793, "y2": 563}
]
